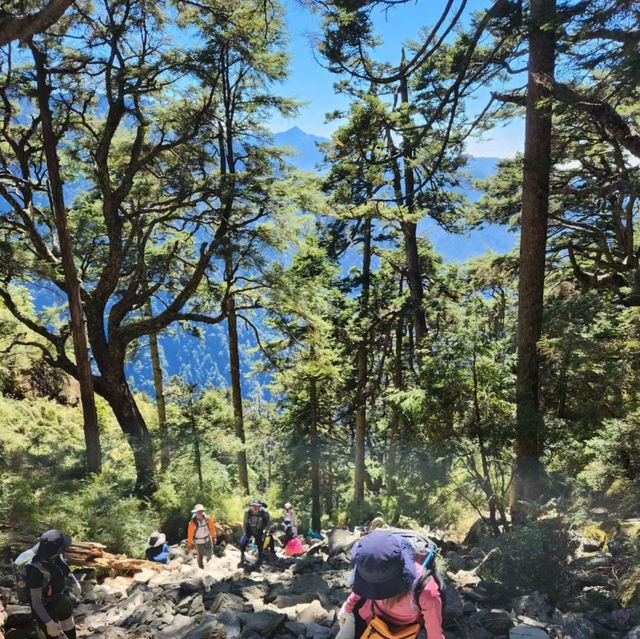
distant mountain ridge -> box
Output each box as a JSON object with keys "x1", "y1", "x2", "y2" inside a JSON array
[{"x1": 125, "y1": 129, "x2": 516, "y2": 394}]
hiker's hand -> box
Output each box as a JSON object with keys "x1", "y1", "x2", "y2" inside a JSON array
[
  {"x1": 45, "y1": 620, "x2": 61, "y2": 636},
  {"x1": 338, "y1": 603, "x2": 348, "y2": 627}
]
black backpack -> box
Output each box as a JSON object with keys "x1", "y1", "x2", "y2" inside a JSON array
[
  {"x1": 12, "y1": 548, "x2": 50, "y2": 604},
  {"x1": 382, "y1": 528, "x2": 447, "y2": 612}
]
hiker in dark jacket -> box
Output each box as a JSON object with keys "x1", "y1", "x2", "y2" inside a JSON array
[
  {"x1": 239, "y1": 498, "x2": 270, "y2": 567},
  {"x1": 26, "y1": 530, "x2": 81, "y2": 639}
]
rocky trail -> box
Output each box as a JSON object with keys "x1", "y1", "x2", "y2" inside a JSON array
[{"x1": 1, "y1": 517, "x2": 639, "y2": 639}]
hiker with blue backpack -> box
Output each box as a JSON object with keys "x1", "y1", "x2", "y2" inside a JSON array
[
  {"x1": 336, "y1": 531, "x2": 445, "y2": 639},
  {"x1": 14, "y1": 530, "x2": 81, "y2": 639},
  {"x1": 238, "y1": 498, "x2": 270, "y2": 568}
]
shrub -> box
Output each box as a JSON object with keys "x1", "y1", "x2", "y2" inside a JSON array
[{"x1": 478, "y1": 520, "x2": 578, "y2": 604}]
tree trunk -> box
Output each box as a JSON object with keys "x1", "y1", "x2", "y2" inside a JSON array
[
  {"x1": 399, "y1": 67, "x2": 427, "y2": 343},
  {"x1": 309, "y1": 343, "x2": 322, "y2": 532},
  {"x1": 511, "y1": 0, "x2": 556, "y2": 524},
  {"x1": 226, "y1": 255, "x2": 250, "y2": 495},
  {"x1": 0, "y1": 0, "x2": 74, "y2": 46},
  {"x1": 188, "y1": 395, "x2": 204, "y2": 493},
  {"x1": 145, "y1": 300, "x2": 168, "y2": 473},
  {"x1": 102, "y1": 370, "x2": 156, "y2": 497},
  {"x1": 31, "y1": 42, "x2": 102, "y2": 475},
  {"x1": 387, "y1": 313, "x2": 404, "y2": 496},
  {"x1": 354, "y1": 218, "x2": 371, "y2": 519}
]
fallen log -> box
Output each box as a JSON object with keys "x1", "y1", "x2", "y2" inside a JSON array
[{"x1": 66, "y1": 542, "x2": 163, "y2": 574}]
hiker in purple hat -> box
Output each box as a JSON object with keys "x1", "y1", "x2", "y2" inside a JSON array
[{"x1": 336, "y1": 531, "x2": 444, "y2": 639}]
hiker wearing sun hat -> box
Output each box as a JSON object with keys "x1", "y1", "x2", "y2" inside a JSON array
[
  {"x1": 283, "y1": 501, "x2": 297, "y2": 528},
  {"x1": 145, "y1": 532, "x2": 170, "y2": 564},
  {"x1": 238, "y1": 498, "x2": 270, "y2": 568},
  {"x1": 335, "y1": 531, "x2": 444, "y2": 639},
  {"x1": 187, "y1": 504, "x2": 217, "y2": 569}
]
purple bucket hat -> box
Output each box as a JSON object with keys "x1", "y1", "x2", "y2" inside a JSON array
[{"x1": 349, "y1": 531, "x2": 418, "y2": 600}]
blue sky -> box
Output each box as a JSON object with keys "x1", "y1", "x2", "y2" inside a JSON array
[{"x1": 269, "y1": 0, "x2": 525, "y2": 158}]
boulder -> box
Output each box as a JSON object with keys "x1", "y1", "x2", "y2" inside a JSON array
[
  {"x1": 561, "y1": 612, "x2": 596, "y2": 639},
  {"x1": 303, "y1": 622, "x2": 333, "y2": 639},
  {"x1": 444, "y1": 551, "x2": 466, "y2": 573},
  {"x1": 214, "y1": 611, "x2": 241, "y2": 639},
  {"x1": 469, "y1": 609, "x2": 514, "y2": 635},
  {"x1": 5, "y1": 605, "x2": 32, "y2": 627},
  {"x1": 326, "y1": 529, "x2": 357, "y2": 557},
  {"x1": 511, "y1": 592, "x2": 552, "y2": 620},
  {"x1": 158, "y1": 614, "x2": 200, "y2": 639},
  {"x1": 272, "y1": 593, "x2": 317, "y2": 609},
  {"x1": 209, "y1": 593, "x2": 245, "y2": 615},
  {"x1": 181, "y1": 618, "x2": 226, "y2": 639},
  {"x1": 132, "y1": 570, "x2": 157, "y2": 585},
  {"x1": 509, "y1": 625, "x2": 549, "y2": 639},
  {"x1": 237, "y1": 611, "x2": 287, "y2": 638},
  {"x1": 295, "y1": 600, "x2": 332, "y2": 625},
  {"x1": 627, "y1": 626, "x2": 640, "y2": 639}
]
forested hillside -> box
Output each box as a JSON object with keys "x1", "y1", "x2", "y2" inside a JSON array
[{"x1": 1, "y1": 0, "x2": 640, "y2": 629}]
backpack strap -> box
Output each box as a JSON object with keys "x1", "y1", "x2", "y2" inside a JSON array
[{"x1": 411, "y1": 554, "x2": 446, "y2": 616}]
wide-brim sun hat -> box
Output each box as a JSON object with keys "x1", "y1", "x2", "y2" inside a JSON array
[
  {"x1": 34, "y1": 530, "x2": 73, "y2": 560},
  {"x1": 148, "y1": 531, "x2": 166, "y2": 547},
  {"x1": 284, "y1": 502, "x2": 292, "y2": 509},
  {"x1": 349, "y1": 531, "x2": 417, "y2": 600},
  {"x1": 192, "y1": 504, "x2": 206, "y2": 513},
  {"x1": 250, "y1": 498, "x2": 262, "y2": 506}
]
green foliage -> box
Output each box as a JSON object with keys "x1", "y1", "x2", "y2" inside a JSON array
[{"x1": 479, "y1": 521, "x2": 579, "y2": 604}]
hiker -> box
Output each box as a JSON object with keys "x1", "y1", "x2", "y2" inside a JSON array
[
  {"x1": 239, "y1": 498, "x2": 270, "y2": 567},
  {"x1": 283, "y1": 519, "x2": 304, "y2": 556},
  {"x1": 23, "y1": 530, "x2": 81, "y2": 639},
  {"x1": 263, "y1": 525, "x2": 277, "y2": 558},
  {"x1": 283, "y1": 502, "x2": 297, "y2": 528},
  {"x1": 336, "y1": 531, "x2": 444, "y2": 639},
  {"x1": 145, "y1": 531, "x2": 170, "y2": 564},
  {"x1": 186, "y1": 504, "x2": 217, "y2": 569}
]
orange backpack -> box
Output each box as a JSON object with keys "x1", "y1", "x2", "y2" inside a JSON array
[{"x1": 360, "y1": 616, "x2": 421, "y2": 639}]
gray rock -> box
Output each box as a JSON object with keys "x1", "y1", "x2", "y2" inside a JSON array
[
  {"x1": 627, "y1": 625, "x2": 640, "y2": 639},
  {"x1": 511, "y1": 592, "x2": 551, "y2": 621},
  {"x1": 291, "y1": 557, "x2": 324, "y2": 575},
  {"x1": 469, "y1": 609, "x2": 514, "y2": 634},
  {"x1": 190, "y1": 594, "x2": 206, "y2": 616},
  {"x1": 181, "y1": 618, "x2": 226, "y2": 639},
  {"x1": 326, "y1": 529, "x2": 357, "y2": 557},
  {"x1": 458, "y1": 620, "x2": 495, "y2": 639},
  {"x1": 230, "y1": 581, "x2": 268, "y2": 602},
  {"x1": 284, "y1": 621, "x2": 307, "y2": 636},
  {"x1": 561, "y1": 613, "x2": 596, "y2": 639},
  {"x1": 210, "y1": 593, "x2": 245, "y2": 615},
  {"x1": 443, "y1": 583, "x2": 464, "y2": 620},
  {"x1": 238, "y1": 610, "x2": 287, "y2": 638},
  {"x1": 509, "y1": 625, "x2": 549, "y2": 639},
  {"x1": 273, "y1": 593, "x2": 317, "y2": 608},
  {"x1": 214, "y1": 611, "x2": 241, "y2": 639},
  {"x1": 5, "y1": 605, "x2": 33, "y2": 627},
  {"x1": 158, "y1": 614, "x2": 200, "y2": 639},
  {"x1": 570, "y1": 554, "x2": 613, "y2": 570},
  {"x1": 132, "y1": 570, "x2": 157, "y2": 585},
  {"x1": 304, "y1": 622, "x2": 333, "y2": 639},
  {"x1": 444, "y1": 551, "x2": 466, "y2": 573},
  {"x1": 295, "y1": 600, "x2": 332, "y2": 625}
]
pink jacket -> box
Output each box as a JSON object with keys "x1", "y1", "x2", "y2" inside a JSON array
[{"x1": 344, "y1": 564, "x2": 444, "y2": 639}]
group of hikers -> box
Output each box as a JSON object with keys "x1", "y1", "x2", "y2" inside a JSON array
[
  {"x1": 14, "y1": 507, "x2": 445, "y2": 639},
  {"x1": 144, "y1": 498, "x2": 303, "y2": 570}
]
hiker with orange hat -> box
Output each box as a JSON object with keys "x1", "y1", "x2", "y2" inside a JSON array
[{"x1": 186, "y1": 504, "x2": 217, "y2": 569}]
